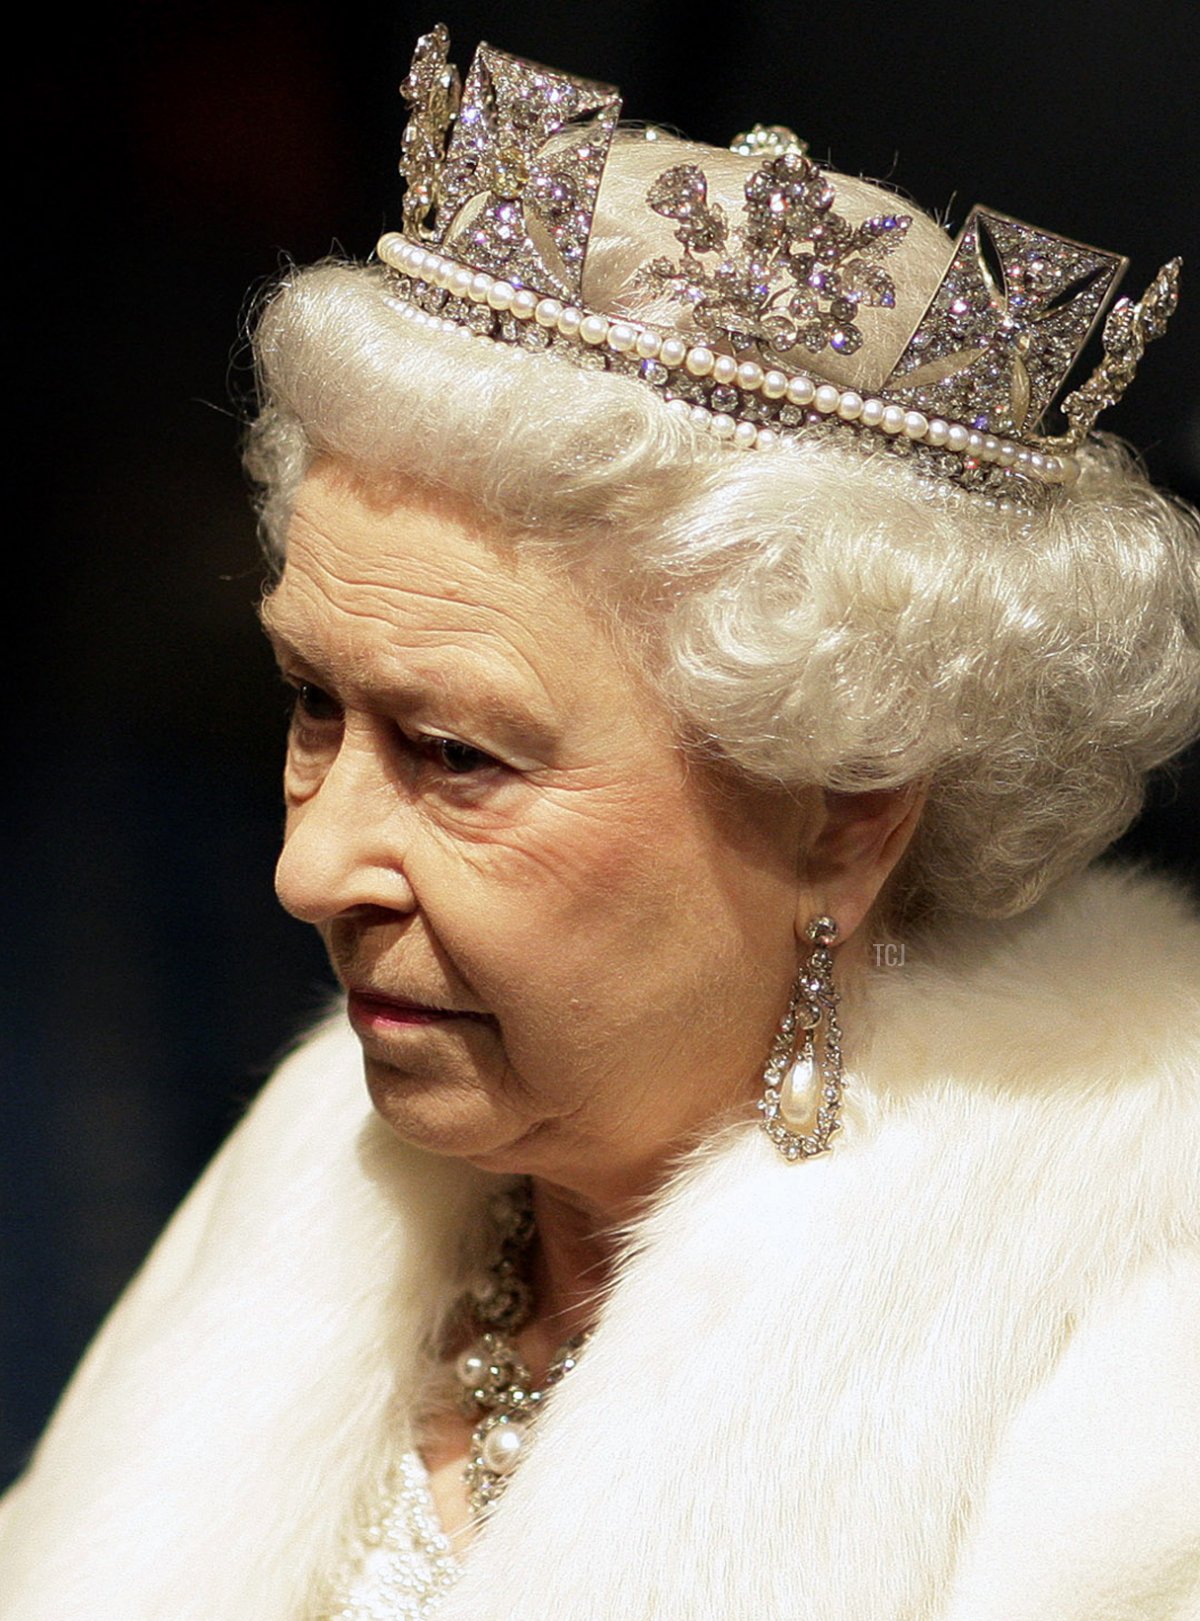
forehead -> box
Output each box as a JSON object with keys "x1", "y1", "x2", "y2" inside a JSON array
[
  {"x1": 262, "y1": 464, "x2": 645, "y2": 724},
  {"x1": 271, "y1": 467, "x2": 540, "y2": 620}
]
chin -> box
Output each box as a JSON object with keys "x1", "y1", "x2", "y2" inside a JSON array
[{"x1": 362, "y1": 1053, "x2": 531, "y2": 1164}]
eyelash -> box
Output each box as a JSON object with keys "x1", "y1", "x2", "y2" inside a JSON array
[{"x1": 285, "y1": 679, "x2": 498, "y2": 777}]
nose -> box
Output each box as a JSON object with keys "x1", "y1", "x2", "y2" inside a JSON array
[{"x1": 274, "y1": 729, "x2": 417, "y2": 925}]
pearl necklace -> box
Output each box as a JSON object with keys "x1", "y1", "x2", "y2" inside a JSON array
[
  {"x1": 318, "y1": 1184, "x2": 589, "y2": 1617},
  {"x1": 454, "y1": 1182, "x2": 590, "y2": 1516}
]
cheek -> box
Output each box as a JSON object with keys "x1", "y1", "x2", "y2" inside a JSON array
[
  {"x1": 449, "y1": 780, "x2": 690, "y2": 945},
  {"x1": 431, "y1": 787, "x2": 738, "y2": 1046}
]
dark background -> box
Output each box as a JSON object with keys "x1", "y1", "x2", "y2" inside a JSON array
[{"x1": 6, "y1": 1, "x2": 1198, "y2": 1487}]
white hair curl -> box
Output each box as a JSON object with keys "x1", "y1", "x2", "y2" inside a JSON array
[{"x1": 245, "y1": 138, "x2": 1200, "y2": 921}]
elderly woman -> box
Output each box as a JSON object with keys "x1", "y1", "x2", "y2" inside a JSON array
[{"x1": 3, "y1": 27, "x2": 1199, "y2": 1621}]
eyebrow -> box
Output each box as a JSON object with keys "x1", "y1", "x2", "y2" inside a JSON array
[
  {"x1": 258, "y1": 597, "x2": 333, "y2": 683},
  {"x1": 257, "y1": 591, "x2": 559, "y2": 754},
  {"x1": 257, "y1": 594, "x2": 308, "y2": 663}
]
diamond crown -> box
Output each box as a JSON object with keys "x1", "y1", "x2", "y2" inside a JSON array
[{"x1": 378, "y1": 25, "x2": 1181, "y2": 503}]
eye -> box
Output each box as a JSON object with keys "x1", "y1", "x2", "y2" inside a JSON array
[
  {"x1": 421, "y1": 736, "x2": 496, "y2": 775},
  {"x1": 288, "y1": 680, "x2": 342, "y2": 724}
]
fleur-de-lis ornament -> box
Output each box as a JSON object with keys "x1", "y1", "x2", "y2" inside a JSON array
[
  {"x1": 888, "y1": 209, "x2": 1125, "y2": 435},
  {"x1": 398, "y1": 24, "x2": 461, "y2": 238},
  {"x1": 1050, "y1": 257, "x2": 1183, "y2": 447}
]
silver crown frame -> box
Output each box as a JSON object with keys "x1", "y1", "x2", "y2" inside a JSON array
[{"x1": 379, "y1": 25, "x2": 1181, "y2": 505}]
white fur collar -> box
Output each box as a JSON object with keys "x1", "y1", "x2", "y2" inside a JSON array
[{"x1": 3, "y1": 864, "x2": 1199, "y2": 1620}]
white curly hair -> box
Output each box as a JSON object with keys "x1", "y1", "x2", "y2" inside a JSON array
[{"x1": 245, "y1": 135, "x2": 1200, "y2": 922}]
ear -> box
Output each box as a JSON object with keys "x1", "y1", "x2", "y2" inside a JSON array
[{"x1": 797, "y1": 781, "x2": 927, "y2": 942}]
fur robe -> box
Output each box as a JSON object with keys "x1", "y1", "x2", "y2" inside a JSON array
[{"x1": 2, "y1": 864, "x2": 1199, "y2": 1620}]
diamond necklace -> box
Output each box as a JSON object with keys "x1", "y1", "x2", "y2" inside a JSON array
[
  {"x1": 454, "y1": 1181, "x2": 590, "y2": 1516},
  {"x1": 317, "y1": 1185, "x2": 588, "y2": 1619}
]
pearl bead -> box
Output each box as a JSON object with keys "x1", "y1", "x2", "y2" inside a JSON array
[
  {"x1": 456, "y1": 1350, "x2": 488, "y2": 1387},
  {"x1": 814, "y1": 384, "x2": 841, "y2": 414},
  {"x1": 712, "y1": 353, "x2": 739, "y2": 385},
  {"x1": 666, "y1": 398, "x2": 691, "y2": 420},
  {"x1": 733, "y1": 420, "x2": 758, "y2": 449},
  {"x1": 689, "y1": 405, "x2": 710, "y2": 428},
  {"x1": 659, "y1": 337, "x2": 687, "y2": 368},
  {"x1": 470, "y1": 272, "x2": 493, "y2": 301},
  {"x1": 1042, "y1": 455, "x2": 1062, "y2": 482},
  {"x1": 780, "y1": 1052, "x2": 816, "y2": 1131},
  {"x1": 511, "y1": 289, "x2": 537, "y2": 319},
  {"x1": 481, "y1": 1421, "x2": 526, "y2": 1475},
  {"x1": 981, "y1": 436, "x2": 1000, "y2": 462},
  {"x1": 903, "y1": 411, "x2": 929, "y2": 440},
  {"x1": 786, "y1": 375, "x2": 816, "y2": 406},
  {"x1": 1028, "y1": 452, "x2": 1047, "y2": 475},
  {"x1": 557, "y1": 307, "x2": 583, "y2": 336},
  {"x1": 488, "y1": 281, "x2": 516, "y2": 311},
  {"x1": 966, "y1": 430, "x2": 986, "y2": 455},
  {"x1": 836, "y1": 391, "x2": 864, "y2": 420},
  {"x1": 736, "y1": 361, "x2": 764, "y2": 391},
  {"x1": 946, "y1": 424, "x2": 971, "y2": 453},
  {"x1": 451, "y1": 266, "x2": 474, "y2": 297},
  {"x1": 710, "y1": 413, "x2": 737, "y2": 440},
  {"x1": 859, "y1": 398, "x2": 885, "y2": 427},
  {"x1": 756, "y1": 427, "x2": 777, "y2": 449},
  {"x1": 635, "y1": 331, "x2": 663, "y2": 359},
  {"x1": 995, "y1": 441, "x2": 1017, "y2": 467},
  {"x1": 925, "y1": 418, "x2": 949, "y2": 447},
  {"x1": 533, "y1": 296, "x2": 562, "y2": 325},
  {"x1": 607, "y1": 322, "x2": 637, "y2": 353},
  {"x1": 762, "y1": 370, "x2": 788, "y2": 399},
  {"x1": 881, "y1": 404, "x2": 906, "y2": 435},
  {"x1": 579, "y1": 313, "x2": 609, "y2": 345},
  {"x1": 685, "y1": 346, "x2": 715, "y2": 377}
]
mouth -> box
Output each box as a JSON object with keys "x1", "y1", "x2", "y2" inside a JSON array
[{"x1": 346, "y1": 988, "x2": 492, "y2": 1033}]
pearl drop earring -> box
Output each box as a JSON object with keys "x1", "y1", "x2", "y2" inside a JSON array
[{"x1": 758, "y1": 916, "x2": 845, "y2": 1161}]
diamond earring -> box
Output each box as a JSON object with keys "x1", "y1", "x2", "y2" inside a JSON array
[{"x1": 758, "y1": 915, "x2": 844, "y2": 1161}]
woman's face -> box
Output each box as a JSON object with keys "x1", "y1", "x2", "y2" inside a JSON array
[{"x1": 265, "y1": 463, "x2": 812, "y2": 1210}]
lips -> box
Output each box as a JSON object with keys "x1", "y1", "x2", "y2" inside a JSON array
[{"x1": 346, "y1": 988, "x2": 490, "y2": 1031}]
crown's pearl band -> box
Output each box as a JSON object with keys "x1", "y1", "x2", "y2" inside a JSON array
[{"x1": 378, "y1": 233, "x2": 1078, "y2": 488}]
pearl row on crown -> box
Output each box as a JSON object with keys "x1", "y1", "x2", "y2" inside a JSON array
[{"x1": 378, "y1": 231, "x2": 1078, "y2": 488}]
